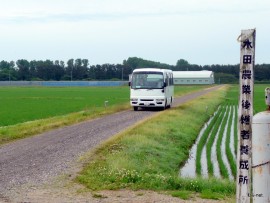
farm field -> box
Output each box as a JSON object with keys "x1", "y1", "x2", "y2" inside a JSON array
[
  {"x1": 0, "y1": 85, "x2": 209, "y2": 145},
  {"x1": 0, "y1": 85, "x2": 209, "y2": 127},
  {"x1": 181, "y1": 84, "x2": 269, "y2": 180},
  {"x1": 0, "y1": 86, "x2": 129, "y2": 127},
  {"x1": 226, "y1": 84, "x2": 269, "y2": 113}
]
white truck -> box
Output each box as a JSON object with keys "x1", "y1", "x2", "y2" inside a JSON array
[{"x1": 129, "y1": 68, "x2": 174, "y2": 111}]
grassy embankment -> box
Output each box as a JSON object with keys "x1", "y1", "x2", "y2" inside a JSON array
[
  {"x1": 77, "y1": 85, "x2": 235, "y2": 200},
  {"x1": 0, "y1": 85, "x2": 207, "y2": 145}
]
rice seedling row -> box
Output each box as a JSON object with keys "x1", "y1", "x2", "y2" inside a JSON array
[
  {"x1": 216, "y1": 106, "x2": 230, "y2": 179},
  {"x1": 225, "y1": 105, "x2": 237, "y2": 179},
  {"x1": 234, "y1": 105, "x2": 238, "y2": 155},
  {"x1": 185, "y1": 104, "x2": 238, "y2": 180},
  {"x1": 195, "y1": 107, "x2": 221, "y2": 176},
  {"x1": 205, "y1": 106, "x2": 225, "y2": 177}
]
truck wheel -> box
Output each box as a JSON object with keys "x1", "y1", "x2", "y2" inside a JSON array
[
  {"x1": 163, "y1": 101, "x2": 167, "y2": 110},
  {"x1": 168, "y1": 97, "x2": 172, "y2": 108},
  {"x1": 133, "y1": 107, "x2": 138, "y2": 111}
]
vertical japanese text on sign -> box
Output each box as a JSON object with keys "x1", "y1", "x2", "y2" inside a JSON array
[{"x1": 236, "y1": 29, "x2": 255, "y2": 203}]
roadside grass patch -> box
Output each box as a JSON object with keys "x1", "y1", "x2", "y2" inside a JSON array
[
  {"x1": 92, "y1": 193, "x2": 107, "y2": 198},
  {"x1": 169, "y1": 190, "x2": 192, "y2": 200},
  {"x1": 200, "y1": 189, "x2": 225, "y2": 200},
  {"x1": 77, "y1": 85, "x2": 235, "y2": 198}
]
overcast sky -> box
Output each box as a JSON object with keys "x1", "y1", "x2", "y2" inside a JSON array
[{"x1": 0, "y1": 0, "x2": 269, "y2": 66}]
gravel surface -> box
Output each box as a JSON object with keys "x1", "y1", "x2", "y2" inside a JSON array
[{"x1": 0, "y1": 85, "x2": 222, "y2": 202}]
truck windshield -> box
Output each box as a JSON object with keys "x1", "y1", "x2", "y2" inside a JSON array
[{"x1": 131, "y1": 72, "x2": 164, "y2": 89}]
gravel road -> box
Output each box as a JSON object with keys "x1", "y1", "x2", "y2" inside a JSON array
[{"x1": 0, "y1": 85, "x2": 222, "y2": 202}]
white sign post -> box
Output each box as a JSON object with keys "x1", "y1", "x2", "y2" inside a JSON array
[{"x1": 236, "y1": 29, "x2": 256, "y2": 203}]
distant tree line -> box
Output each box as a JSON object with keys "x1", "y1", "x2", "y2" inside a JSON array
[
  {"x1": 0, "y1": 57, "x2": 270, "y2": 83},
  {"x1": 124, "y1": 58, "x2": 270, "y2": 84},
  {"x1": 0, "y1": 59, "x2": 132, "y2": 81}
]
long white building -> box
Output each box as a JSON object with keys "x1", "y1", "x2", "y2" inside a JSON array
[{"x1": 173, "y1": 71, "x2": 214, "y2": 85}]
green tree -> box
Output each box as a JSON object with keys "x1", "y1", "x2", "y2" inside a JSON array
[
  {"x1": 66, "y1": 59, "x2": 74, "y2": 81},
  {"x1": 73, "y1": 58, "x2": 88, "y2": 80},
  {"x1": 16, "y1": 59, "x2": 30, "y2": 80},
  {"x1": 176, "y1": 59, "x2": 189, "y2": 66},
  {"x1": 175, "y1": 59, "x2": 190, "y2": 70}
]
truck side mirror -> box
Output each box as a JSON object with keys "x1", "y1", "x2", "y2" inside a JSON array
[
  {"x1": 163, "y1": 82, "x2": 167, "y2": 87},
  {"x1": 128, "y1": 82, "x2": 131, "y2": 86}
]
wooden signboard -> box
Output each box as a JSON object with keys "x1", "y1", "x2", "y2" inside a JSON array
[{"x1": 236, "y1": 29, "x2": 256, "y2": 203}]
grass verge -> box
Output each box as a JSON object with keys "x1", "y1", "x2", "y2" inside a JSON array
[{"x1": 77, "y1": 85, "x2": 235, "y2": 199}]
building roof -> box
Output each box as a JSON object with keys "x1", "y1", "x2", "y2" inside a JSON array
[
  {"x1": 173, "y1": 71, "x2": 213, "y2": 79},
  {"x1": 133, "y1": 68, "x2": 172, "y2": 73}
]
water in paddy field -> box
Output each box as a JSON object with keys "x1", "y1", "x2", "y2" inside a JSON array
[
  {"x1": 180, "y1": 115, "x2": 214, "y2": 178},
  {"x1": 180, "y1": 106, "x2": 236, "y2": 180},
  {"x1": 230, "y1": 106, "x2": 237, "y2": 161},
  {"x1": 212, "y1": 116, "x2": 221, "y2": 179},
  {"x1": 221, "y1": 106, "x2": 234, "y2": 180}
]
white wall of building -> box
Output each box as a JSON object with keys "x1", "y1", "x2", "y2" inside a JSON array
[{"x1": 173, "y1": 71, "x2": 214, "y2": 85}]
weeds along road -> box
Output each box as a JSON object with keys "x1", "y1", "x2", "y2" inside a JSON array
[{"x1": 0, "y1": 85, "x2": 223, "y2": 200}]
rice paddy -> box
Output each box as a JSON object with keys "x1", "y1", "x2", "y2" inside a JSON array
[
  {"x1": 0, "y1": 85, "x2": 208, "y2": 127},
  {"x1": 180, "y1": 84, "x2": 269, "y2": 180}
]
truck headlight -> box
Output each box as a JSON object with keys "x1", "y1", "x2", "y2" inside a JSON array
[
  {"x1": 131, "y1": 98, "x2": 138, "y2": 101},
  {"x1": 156, "y1": 99, "x2": 165, "y2": 102}
]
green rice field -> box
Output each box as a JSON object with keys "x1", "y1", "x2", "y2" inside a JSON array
[
  {"x1": 183, "y1": 84, "x2": 269, "y2": 180},
  {"x1": 0, "y1": 87, "x2": 129, "y2": 127},
  {"x1": 0, "y1": 85, "x2": 208, "y2": 127},
  {"x1": 254, "y1": 84, "x2": 269, "y2": 113},
  {"x1": 225, "y1": 84, "x2": 269, "y2": 113}
]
